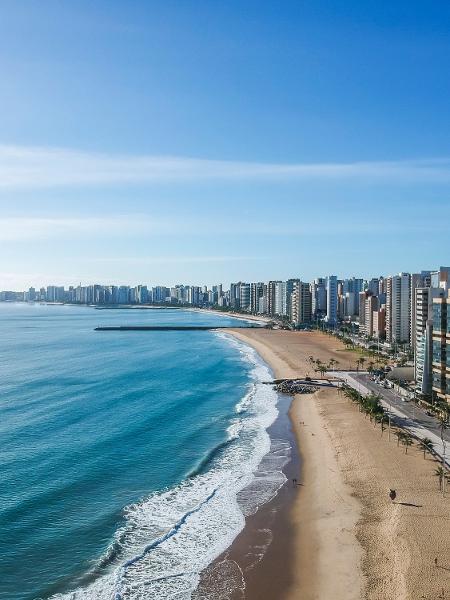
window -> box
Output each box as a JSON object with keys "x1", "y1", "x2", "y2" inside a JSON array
[
  {"x1": 433, "y1": 371, "x2": 443, "y2": 391},
  {"x1": 433, "y1": 340, "x2": 443, "y2": 364},
  {"x1": 433, "y1": 304, "x2": 443, "y2": 331}
]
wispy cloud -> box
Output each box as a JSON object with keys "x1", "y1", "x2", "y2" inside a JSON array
[
  {"x1": 92, "y1": 256, "x2": 265, "y2": 264},
  {"x1": 1, "y1": 144, "x2": 450, "y2": 188},
  {"x1": 0, "y1": 216, "x2": 159, "y2": 241},
  {"x1": 0, "y1": 213, "x2": 446, "y2": 242}
]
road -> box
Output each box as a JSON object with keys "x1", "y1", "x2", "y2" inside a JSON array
[{"x1": 352, "y1": 373, "x2": 450, "y2": 444}]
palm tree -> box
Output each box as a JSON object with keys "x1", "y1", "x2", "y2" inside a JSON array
[
  {"x1": 420, "y1": 437, "x2": 434, "y2": 460},
  {"x1": 434, "y1": 466, "x2": 446, "y2": 494},
  {"x1": 359, "y1": 357, "x2": 366, "y2": 371},
  {"x1": 314, "y1": 361, "x2": 325, "y2": 377},
  {"x1": 367, "y1": 361, "x2": 375, "y2": 375},
  {"x1": 395, "y1": 430, "x2": 405, "y2": 447},
  {"x1": 402, "y1": 433, "x2": 413, "y2": 454},
  {"x1": 328, "y1": 358, "x2": 337, "y2": 371}
]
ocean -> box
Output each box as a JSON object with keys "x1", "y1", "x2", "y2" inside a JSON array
[{"x1": 0, "y1": 304, "x2": 289, "y2": 600}]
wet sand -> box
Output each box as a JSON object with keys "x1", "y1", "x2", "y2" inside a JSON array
[{"x1": 215, "y1": 328, "x2": 450, "y2": 600}]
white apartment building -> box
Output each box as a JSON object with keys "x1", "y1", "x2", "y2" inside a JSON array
[
  {"x1": 239, "y1": 283, "x2": 251, "y2": 311},
  {"x1": 274, "y1": 281, "x2": 287, "y2": 316},
  {"x1": 414, "y1": 268, "x2": 450, "y2": 394},
  {"x1": 363, "y1": 295, "x2": 379, "y2": 337},
  {"x1": 414, "y1": 287, "x2": 436, "y2": 394},
  {"x1": 324, "y1": 275, "x2": 337, "y2": 324},
  {"x1": 386, "y1": 273, "x2": 411, "y2": 344}
]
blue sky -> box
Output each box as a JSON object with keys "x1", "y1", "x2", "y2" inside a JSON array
[{"x1": 1, "y1": 1, "x2": 449, "y2": 288}]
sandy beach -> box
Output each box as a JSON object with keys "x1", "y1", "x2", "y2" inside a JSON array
[{"x1": 225, "y1": 328, "x2": 450, "y2": 600}]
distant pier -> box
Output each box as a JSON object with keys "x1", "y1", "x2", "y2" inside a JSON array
[{"x1": 94, "y1": 325, "x2": 263, "y2": 331}]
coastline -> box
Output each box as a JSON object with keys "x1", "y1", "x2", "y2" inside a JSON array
[{"x1": 218, "y1": 328, "x2": 450, "y2": 600}]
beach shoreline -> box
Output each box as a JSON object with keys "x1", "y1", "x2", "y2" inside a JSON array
[{"x1": 213, "y1": 328, "x2": 450, "y2": 600}]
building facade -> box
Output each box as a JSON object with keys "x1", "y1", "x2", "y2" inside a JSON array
[
  {"x1": 432, "y1": 291, "x2": 450, "y2": 404},
  {"x1": 386, "y1": 273, "x2": 411, "y2": 344},
  {"x1": 290, "y1": 281, "x2": 312, "y2": 326},
  {"x1": 325, "y1": 275, "x2": 337, "y2": 325}
]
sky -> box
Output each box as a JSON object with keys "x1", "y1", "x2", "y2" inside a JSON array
[{"x1": 1, "y1": 0, "x2": 450, "y2": 289}]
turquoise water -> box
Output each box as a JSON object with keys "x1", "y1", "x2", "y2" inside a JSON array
[{"x1": 0, "y1": 304, "x2": 285, "y2": 600}]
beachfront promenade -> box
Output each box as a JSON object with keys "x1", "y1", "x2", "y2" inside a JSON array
[{"x1": 330, "y1": 371, "x2": 450, "y2": 468}]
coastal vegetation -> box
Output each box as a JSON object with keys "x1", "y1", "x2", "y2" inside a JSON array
[
  {"x1": 420, "y1": 438, "x2": 434, "y2": 459},
  {"x1": 340, "y1": 384, "x2": 449, "y2": 493}
]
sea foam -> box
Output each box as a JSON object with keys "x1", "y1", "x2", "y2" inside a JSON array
[{"x1": 50, "y1": 334, "x2": 289, "y2": 600}]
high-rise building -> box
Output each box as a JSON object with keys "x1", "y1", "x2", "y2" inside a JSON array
[
  {"x1": 250, "y1": 282, "x2": 266, "y2": 314},
  {"x1": 46, "y1": 285, "x2": 57, "y2": 302},
  {"x1": 274, "y1": 281, "x2": 287, "y2": 316},
  {"x1": 291, "y1": 282, "x2": 312, "y2": 326},
  {"x1": 27, "y1": 287, "x2": 36, "y2": 302},
  {"x1": 367, "y1": 277, "x2": 380, "y2": 297},
  {"x1": 136, "y1": 285, "x2": 148, "y2": 304},
  {"x1": 239, "y1": 283, "x2": 251, "y2": 311},
  {"x1": 410, "y1": 272, "x2": 432, "y2": 347},
  {"x1": 229, "y1": 283, "x2": 241, "y2": 309},
  {"x1": 358, "y1": 291, "x2": 368, "y2": 326},
  {"x1": 431, "y1": 290, "x2": 450, "y2": 404},
  {"x1": 285, "y1": 279, "x2": 300, "y2": 318},
  {"x1": 343, "y1": 292, "x2": 357, "y2": 317},
  {"x1": 325, "y1": 276, "x2": 337, "y2": 325},
  {"x1": 267, "y1": 281, "x2": 281, "y2": 316},
  {"x1": 152, "y1": 286, "x2": 170, "y2": 303},
  {"x1": 118, "y1": 286, "x2": 130, "y2": 304},
  {"x1": 414, "y1": 287, "x2": 441, "y2": 394},
  {"x1": 414, "y1": 267, "x2": 450, "y2": 395},
  {"x1": 311, "y1": 278, "x2": 326, "y2": 317},
  {"x1": 386, "y1": 273, "x2": 411, "y2": 344},
  {"x1": 343, "y1": 277, "x2": 364, "y2": 296},
  {"x1": 363, "y1": 295, "x2": 379, "y2": 337},
  {"x1": 372, "y1": 308, "x2": 386, "y2": 339},
  {"x1": 188, "y1": 286, "x2": 201, "y2": 305}
]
